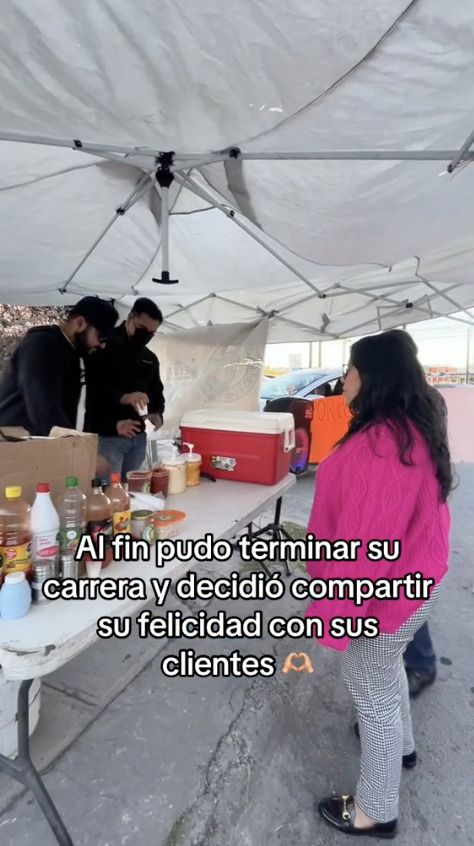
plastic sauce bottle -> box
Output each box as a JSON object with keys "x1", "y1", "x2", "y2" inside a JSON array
[
  {"x1": 109, "y1": 474, "x2": 131, "y2": 535},
  {"x1": 163, "y1": 448, "x2": 187, "y2": 495},
  {"x1": 31, "y1": 483, "x2": 61, "y2": 576},
  {"x1": 58, "y1": 477, "x2": 87, "y2": 560},
  {"x1": 183, "y1": 442, "x2": 202, "y2": 487},
  {"x1": 87, "y1": 479, "x2": 113, "y2": 566},
  {"x1": 0, "y1": 486, "x2": 33, "y2": 579}
]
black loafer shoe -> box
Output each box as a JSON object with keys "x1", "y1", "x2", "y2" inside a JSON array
[
  {"x1": 353, "y1": 723, "x2": 417, "y2": 769},
  {"x1": 406, "y1": 668, "x2": 436, "y2": 698},
  {"x1": 318, "y1": 794, "x2": 397, "y2": 838}
]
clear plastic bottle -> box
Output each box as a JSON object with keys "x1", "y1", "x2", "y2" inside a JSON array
[
  {"x1": 109, "y1": 474, "x2": 131, "y2": 535},
  {"x1": 0, "y1": 486, "x2": 32, "y2": 579},
  {"x1": 58, "y1": 477, "x2": 87, "y2": 560},
  {"x1": 31, "y1": 483, "x2": 60, "y2": 576}
]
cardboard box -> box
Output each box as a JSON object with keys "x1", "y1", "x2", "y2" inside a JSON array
[{"x1": 0, "y1": 427, "x2": 98, "y2": 505}]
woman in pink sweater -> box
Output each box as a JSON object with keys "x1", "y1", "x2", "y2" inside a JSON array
[{"x1": 310, "y1": 330, "x2": 452, "y2": 838}]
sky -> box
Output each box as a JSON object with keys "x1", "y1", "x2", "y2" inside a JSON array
[{"x1": 265, "y1": 314, "x2": 474, "y2": 372}]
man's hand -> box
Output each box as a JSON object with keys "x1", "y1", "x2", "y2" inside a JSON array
[
  {"x1": 120, "y1": 392, "x2": 149, "y2": 411},
  {"x1": 117, "y1": 419, "x2": 142, "y2": 438},
  {"x1": 148, "y1": 413, "x2": 163, "y2": 431}
]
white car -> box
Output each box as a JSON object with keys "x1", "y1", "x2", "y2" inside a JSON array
[{"x1": 259, "y1": 368, "x2": 343, "y2": 411}]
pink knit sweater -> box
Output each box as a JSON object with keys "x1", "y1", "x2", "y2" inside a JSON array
[{"x1": 305, "y1": 421, "x2": 450, "y2": 651}]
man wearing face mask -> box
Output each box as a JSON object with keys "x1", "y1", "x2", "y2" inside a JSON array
[
  {"x1": 0, "y1": 296, "x2": 118, "y2": 436},
  {"x1": 84, "y1": 298, "x2": 165, "y2": 480}
]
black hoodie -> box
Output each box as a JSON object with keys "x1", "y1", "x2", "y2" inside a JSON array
[{"x1": 0, "y1": 325, "x2": 81, "y2": 436}]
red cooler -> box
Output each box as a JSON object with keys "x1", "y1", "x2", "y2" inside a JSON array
[{"x1": 180, "y1": 410, "x2": 295, "y2": 485}]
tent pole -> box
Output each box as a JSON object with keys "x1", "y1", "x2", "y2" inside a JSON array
[
  {"x1": 173, "y1": 172, "x2": 324, "y2": 296},
  {"x1": 326, "y1": 279, "x2": 432, "y2": 293},
  {"x1": 466, "y1": 328, "x2": 471, "y2": 383},
  {"x1": 132, "y1": 178, "x2": 187, "y2": 294},
  {"x1": 163, "y1": 295, "x2": 214, "y2": 322},
  {"x1": 266, "y1": 311, "x2": 338, "y2": 338},
  {"x1": 275, "y1": 282, "x2": 423, "y2": 321},
  {"x1": 447, "y1": 129, "x2": 474, "y2": 173},
  {"x1": 59, "y1": 171, "x2": 152, "y2": 293},
  {"x1": 309, "y1": 342, "x2": 321, "y2": 367},
  {"x1": 238, "y1": 150, "x2": 474, "y2": 163},
  {"x1": 274, "y1": 280, "x2": 422, "y2": 320},
  {"x1": 153, "y1": 154, "x2": 179, "y2": 285},
  {"x1": 161, "y1": 186, "x2": 169, "y2": 274},
  {"x1": 413, "y1": 270, "x2": 474, "y2": 323},
  {"x1": 213, "y1": 294, "x2": 269, "y2": 317},
  {"x1": 213, "y1": 293, "x2": 334, "y2": 337},
  {"x1": 340, "y1": 296, "x2": 474, "y2": 338},
  {"x1": 0, "y1": 131, "x2": 161, "y2": 157},
  {"x1": 180, "y1": 292, "x2": 338, "y2": 338},
  {"x1": 1, "y1": 131, "x2": 473, "y2": 166},
  {"x1": 335, "y1": 281, "x2": 474, "y2": 328}
]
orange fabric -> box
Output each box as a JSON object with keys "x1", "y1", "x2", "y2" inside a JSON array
[{"x1": 309, "y1": 396, "x2": 352, "y2": 464}]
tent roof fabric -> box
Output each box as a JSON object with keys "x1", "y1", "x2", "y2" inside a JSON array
[{"x1": 1, "y1": 0, "x2": 474, "y2": 341}]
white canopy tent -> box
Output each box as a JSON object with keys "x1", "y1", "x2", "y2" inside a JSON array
[{"x1": 1, "y1": 0, "x2": 474, "y2": 341}]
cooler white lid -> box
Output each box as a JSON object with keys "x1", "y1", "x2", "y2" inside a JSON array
[{"x1": 180, "y1": 409, "x2": 295, "y2": 435}]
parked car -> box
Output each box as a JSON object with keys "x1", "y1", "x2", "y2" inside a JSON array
[{"x1": 259, "y1": 367, "x2": 343, "y2": 411}]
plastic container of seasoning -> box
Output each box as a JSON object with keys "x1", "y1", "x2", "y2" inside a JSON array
[
  {"x1": 131, "y1": 510, "x2": 154, "y2": 540},
  {"x1": 151, "y1": 467, "x2": 170, "y2": 497},
  {"x1": 148, "y1": 510, "x2": 187, "y2": 540},
  {"x1": 162, "y1": 449, "x2": 186, "y2": 495},
  {"x1": 127, "y1": 470, "x2": 152, "y2": 494}
]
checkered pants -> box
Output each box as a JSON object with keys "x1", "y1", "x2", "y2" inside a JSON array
[{"x1": 341, "y1": 587, "x2": 440, "y2": 822}]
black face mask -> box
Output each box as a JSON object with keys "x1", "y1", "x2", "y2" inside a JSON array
[{"x1": 130, "y1": 328, "x2": 154, "y2": 348}]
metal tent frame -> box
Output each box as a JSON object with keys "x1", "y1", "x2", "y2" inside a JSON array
[{"x1": 1, "y1": 128, "x2": 474, "y2": 337}]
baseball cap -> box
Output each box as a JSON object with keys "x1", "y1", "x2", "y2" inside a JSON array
[{"x1": 68, "y1": 296, "x2": 118, "y2": 339}]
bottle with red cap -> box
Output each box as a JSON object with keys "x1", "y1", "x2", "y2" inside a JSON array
[
  {"x1": 31, "y1": 483, "x2": 60, "y2": 575},
  {"x1": 109, "y1": 474, "x2": 131, "y2": 535}
]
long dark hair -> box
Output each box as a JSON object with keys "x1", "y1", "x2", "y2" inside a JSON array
[{"x1": 338, "y1": 329, "x2": 453, "y2": 501}]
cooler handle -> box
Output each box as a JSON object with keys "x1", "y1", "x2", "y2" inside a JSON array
[{"x1": 283, "y1": 426, "x2": 296, "y2": 453}]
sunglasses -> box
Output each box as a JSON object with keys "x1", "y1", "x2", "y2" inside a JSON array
[{"x1": 342, "y1": 364, "x2": 350, "y2": 379}]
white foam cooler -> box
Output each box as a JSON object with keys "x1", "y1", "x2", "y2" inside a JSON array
[{"x1": 180, "y1": 409, "x2": 295, "y2": 485}]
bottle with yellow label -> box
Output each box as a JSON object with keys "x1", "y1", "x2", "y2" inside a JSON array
[
  {"x1": 0, "y1": 486, "x2": 33, "y2": 578},
  {"x1": 109, "y1": 474, "x2": 131, "y2": 535}
]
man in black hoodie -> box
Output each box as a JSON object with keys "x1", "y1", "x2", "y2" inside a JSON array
[
  {"x1": 0, "y1": 297, "x2": 118, "y2": 436},
  {"x1": 84, "y1": 298, "x2": 165, "y2": 480}
]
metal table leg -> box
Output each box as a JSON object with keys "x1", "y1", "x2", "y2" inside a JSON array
[
  {"x1": 246, "y1": 520, "x2": 272, "y2": 577},
  {"x1": 235, "y1": 498, "x2": 293, "y2": 576},
  {"x1": 0, "y1": 679, "x2": 73, "y2": 846}
]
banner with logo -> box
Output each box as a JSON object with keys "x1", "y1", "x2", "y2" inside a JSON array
[{"x1": 150, "y1": 319, "x2": 269, "y2": 438}]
